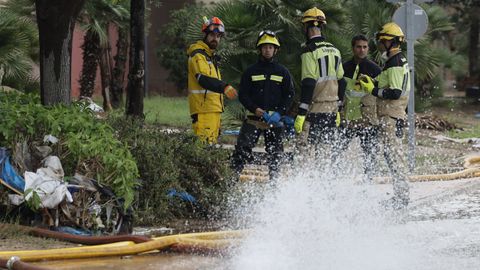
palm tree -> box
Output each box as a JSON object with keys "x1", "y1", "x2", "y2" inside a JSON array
[
  {"x1": 77, "y1": 0, "x2": 129, "y2": 110},
  {"x1": 78, "y1": 28, "x2": 101, "y2": 98},
  {"x1": 0, "y1": 1, "x2": 38, "y2": 91},
  {"x1": 111, "y1": 27, "x2": 129, "y2": 109}
]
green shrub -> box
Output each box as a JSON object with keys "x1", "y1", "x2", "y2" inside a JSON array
[
  {"x1": 108, "y1": 115, "x2": 234, "y2": 225},
  {"x1": 0, "y1": 92, "x2": 139, "y2": 207}
]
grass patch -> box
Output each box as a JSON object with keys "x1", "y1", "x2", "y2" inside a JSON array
[
  {"x1": 0, "y1": 222, "x2": 29, "y2": 239},
  {"x1": 96, "y1": 95, "x2": 243, "y2": 131},
  {"x1": 144, "y1": 96, "x2": 190, "y2": 127},
  {"x1": 448, "y1": 124, "x2": 480, "y2": 139}
]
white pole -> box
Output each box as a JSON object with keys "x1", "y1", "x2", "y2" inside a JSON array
[{"x1": 406, "y1": 0, "x2": 416, "y2": 172}]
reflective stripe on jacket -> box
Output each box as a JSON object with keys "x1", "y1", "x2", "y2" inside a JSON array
[
  {"x1": 187, "y1": 40, "x2": 224, "y2": 115},
  {"x1": 239, "y1": 59, "x2": 295, "y2": 115},
  {"x1": 376, "y1": 53, "x2": 410, "y2": 119},
  {"x1": 301, "y1": 37, "x2": 344, "y2": 105}
]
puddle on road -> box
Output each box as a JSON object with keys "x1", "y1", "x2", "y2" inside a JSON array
[{"x1": 409, "y1": 188, "x2": 480, "y2": 220}]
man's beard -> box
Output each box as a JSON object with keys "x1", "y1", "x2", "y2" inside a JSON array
[{"x1": 207, "y1": 40, "x2": 218, "y2": 49}]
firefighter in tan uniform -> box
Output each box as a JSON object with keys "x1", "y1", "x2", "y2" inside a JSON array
[
  {"x1": 187, "y1": 16, "x2": 238, "y2": 144},
  {"x1": 294, "y1": 7, "x2": 345, "y2": 157},
  {"x1": 357, "y1": 22, "x2": 410, "y2": 209}
]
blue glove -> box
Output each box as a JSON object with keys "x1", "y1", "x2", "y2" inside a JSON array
[
  {"x1": 282, "y1": 116, "x2": 295, "y2": 127},
  {"x1": 282, "y1": 116, "x2": 295, "y2": 137},
  {"x1": 262, "y1": 112, "x2": 271, "y2": 122},
  {"x1": 267, "y1": 112, "x2": 281, "y2": 125}
]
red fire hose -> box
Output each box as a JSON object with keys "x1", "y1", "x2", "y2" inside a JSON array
[
  {"x1": 0, "y1": 257, "x2": 50, "y2": 270},
  {"x1": 28, "y1": 226, "x2": 151, "y2": 245}
]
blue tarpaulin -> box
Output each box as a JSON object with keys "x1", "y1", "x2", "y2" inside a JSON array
[
  {"x1": 0, "y1": 147, "x2": 25, "y2": 193},
  {"x1": 166, "y1": 188, "x2": 197, "y2": 204}
]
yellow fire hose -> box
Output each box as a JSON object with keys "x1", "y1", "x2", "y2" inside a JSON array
[
  {"x1": 239, "y1": 155, "x2": 480, "y2": 183},
  {"x1": 0, "y1": 231, "x2": 245, "y2": 263},
  {"x1": 375, "y1": 155, "x2": 480, "y2": 184}
]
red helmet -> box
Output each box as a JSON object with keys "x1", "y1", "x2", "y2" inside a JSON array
[{"x1": 201, "y1": 16, "x2": 225, "y2": 35}]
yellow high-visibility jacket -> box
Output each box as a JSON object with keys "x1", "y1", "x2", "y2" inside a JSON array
[
  {"x1": 376, "y1": 53, "x2": 410, "y2": 119},
  {"x1": 187, "y1": 40, "x2": 225, "y2": 115},
  {"x1": 300, "y1": 36, "x2": 344, "y2": 113}
]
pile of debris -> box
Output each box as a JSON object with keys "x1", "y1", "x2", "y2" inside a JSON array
[
  {"x1": 0, "y1": 136, "x2": 132, "y2": 235},
  {"x1": 415, "y1": 115, "x2": 459, "y2": 131}
]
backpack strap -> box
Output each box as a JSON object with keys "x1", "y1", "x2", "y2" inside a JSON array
[{"x1": 190, "y1": 49, "x2": 212, "y2": 62}]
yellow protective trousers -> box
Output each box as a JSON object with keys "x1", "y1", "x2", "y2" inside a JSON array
[{"x1": 192, "y1": 112, "x2": 221, "y2": 144}]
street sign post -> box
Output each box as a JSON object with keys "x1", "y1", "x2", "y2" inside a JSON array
[
  {"x1": 393, "y1": 3, "x2": 429, "y2": 40},
  {"x1": 391, "y1": 0, "x2": 429, "y2": 172}
]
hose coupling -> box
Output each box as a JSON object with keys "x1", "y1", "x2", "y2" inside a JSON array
[{"x1": 6, "y1": 256, "x2": 20, "y2": 270}]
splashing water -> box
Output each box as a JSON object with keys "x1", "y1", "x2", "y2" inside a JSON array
[{"x1": 227, "y1": 165, "x2": 480, "y2": 270}]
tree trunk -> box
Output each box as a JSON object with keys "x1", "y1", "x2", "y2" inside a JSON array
[
  {"x1": 79, "y1": 30, "x2": 101, "y2": 98},
  {"x1": 468, "y1": 8, "x2": 479, "y2": 76},
  {"x1": 35, "y1": 0, "x2": 86, "y2": 106},
  {"x1": 125, "y1": 0, "x2": 145, "y2": 117},
  {"x1": 100, "y1": 46, "x2": 113, "y2": 111},
  {"x1": 111, "y1": 28, "x2": 128, "y2": 109}
]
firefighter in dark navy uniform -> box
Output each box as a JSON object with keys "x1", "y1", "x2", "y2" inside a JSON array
[
  {"x1": 231, "y1": 30, "x2": 295, "y2": 180},
  {"x1": 335, "y1": 34, "x2": 382, "y2": 183}
]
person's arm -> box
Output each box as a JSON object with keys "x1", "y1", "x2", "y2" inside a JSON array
[
  {"x1": 372, "y1": 67, "x2": 404, "y2": 100},
  {"x1": 191, "y1": 53, "x2": 226, "y2": 93},
  {"x1": 299, "y1": 51, "x2": 317, "y2": 115}
]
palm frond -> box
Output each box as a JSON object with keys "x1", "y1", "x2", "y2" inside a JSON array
[
  {"x1": 79, "y1": 0, "x2": 130, "y2": 46},
  {"x1": 222, "y1": 100, "x2": 246, "y2": 130},
  {"x1": 424, "y1": 4, "x2": 455, "y2": 38},
  {"x1": 0, "y1": 8, "x2": 35, "y2": 81}
]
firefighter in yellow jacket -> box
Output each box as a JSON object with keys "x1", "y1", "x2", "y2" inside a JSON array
[
  {"x1": 357, "y1": 22, "x2": 410, "y2": 209},
  {"x1": 187, "y1": 16, "x2": 238, "y2": 144},
  {"x1": 294, "y1": 7, "x2": 345, "y2": 157}
]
